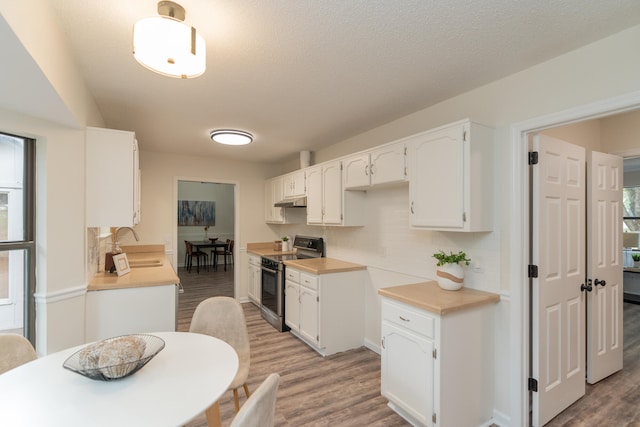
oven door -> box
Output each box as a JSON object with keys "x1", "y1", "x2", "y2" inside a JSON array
[{"x1": 261, "y1": 265, "x2": 282, "y2": 317}]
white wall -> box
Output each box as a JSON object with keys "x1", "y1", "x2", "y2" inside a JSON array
[
  {"x1": 132, "y1": 151, "x2": 279, "y2": 298},
  {"x1": 0, "y1": 108, "x2": 87, "y2": 354}
]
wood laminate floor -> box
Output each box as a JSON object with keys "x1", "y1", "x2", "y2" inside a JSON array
[{"x1": 176, "y1": 266, "x2": 640, "y2": 426}]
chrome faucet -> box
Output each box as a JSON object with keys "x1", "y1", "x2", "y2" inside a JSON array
[
  {"x1": 112, "y1": 227, "x2": 140, "y2": 253},
  {"x1": 115, "y1": 227, "x2": 140, "y2": 242}
]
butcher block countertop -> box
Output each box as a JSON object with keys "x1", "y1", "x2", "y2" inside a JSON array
[
  {"x1": 283, "y1": 258, "x2": 366, "y2": 275},
  {"x1": 379, "y1": 281, "x2": 500, "y2": 315},
  {"x1": 247, "y1": 242, "x2": 295, "y2": 257},
  {"x1": 88, "y1": 245, "x2": 180, "y2": 291}
]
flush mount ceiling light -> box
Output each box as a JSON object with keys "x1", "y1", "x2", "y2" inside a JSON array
[
  {"x1": 133, "y1": 1, "x2": 206, "y2": 79},
  {"x1": 210, "y1": 130, "x2": 253, "y2": 146}
]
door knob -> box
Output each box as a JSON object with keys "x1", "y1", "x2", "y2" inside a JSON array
[
  {"x1": 594, "y1": 278, "x2": 606, "y2": 287},
  {"x1": 581, "y1": 280, "x2": 593, "y2": 292}
]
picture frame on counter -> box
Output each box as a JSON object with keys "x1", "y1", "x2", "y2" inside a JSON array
[{"x1": 113, "y1": 253, "x2": 131, "y2": 276}]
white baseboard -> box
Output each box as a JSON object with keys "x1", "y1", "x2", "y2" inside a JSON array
[{"x1": 364, "y1": 337, "x2": 381, "y2": 355}]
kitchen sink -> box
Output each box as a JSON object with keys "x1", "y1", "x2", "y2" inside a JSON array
[{"x1": 129, "y1": 259, "x2": 163, "y2": 268}]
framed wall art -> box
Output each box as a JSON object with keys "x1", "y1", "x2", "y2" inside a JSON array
[{"x1": 178, "y1": 200, "x2": 216, "y2": 226}]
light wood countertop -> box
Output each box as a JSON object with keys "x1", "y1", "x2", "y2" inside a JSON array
[
  {"x1": 378, "y1": 281, "x2": 500, "y2": 315},
  {"x1": 283, "y1": 258, "x2": 366, "y2": 275},
  {"x1": 247, "y1": 242, "x2": 295, "y2": 257},
  {"x1": 88, "y1": 245, "x2": 179, "y2": 291}
]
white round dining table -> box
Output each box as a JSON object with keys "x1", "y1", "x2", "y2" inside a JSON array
[{"x1": 0, "y1": 331, "x2": 239, "y2": 427}]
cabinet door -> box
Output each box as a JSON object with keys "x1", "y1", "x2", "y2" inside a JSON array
[
  {"x1": 285, "y1": 281, "x2": 300, "y2": 332},
  {"x1": 322, "y1": 161, "x2": 343, "y2": 224},
  {"x1": 248, "y1": 264, "x2": 261, "y2": 305},
  {"x1": 343, "y1": 153, "x2": 371, "y2": 189},
  {"x1": 86, "y1": 127, "x2": 137, "y2": 227},
  {"x1": 381, "y1": 320, "x2": 434, "y2": 426},
  {"x1": 370, "y1": 143, "x2": 406, "y2": 186},
  {"x1": 289, "y1": 171, "x2": 306, "y2": 198},
  {"x1": 306, "y1": 166, "x2": 323, "y2": 224},
  {"x1": 299, "y1": 287, "x2": 319, "y2": 344},
  {"x1": 409, "y1": 124, "x2": 464, "y2": 229},
  {"x1": 265, "y1": 177, "x2": 285, "y2": 223}
]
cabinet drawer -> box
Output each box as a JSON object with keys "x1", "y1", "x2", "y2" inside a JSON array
[
  {"x1": 382, "y1": 300, "x2": 434, "y2": 339},
  {"x1": 300, "y1": 273, "x2": 318, "y2": 291},
  {"x1": 285, "y1": 268, "x2": 300, "y2": 283},
  {"x1": 248, "y1": 255, "x2": 260, "y2": 266}
]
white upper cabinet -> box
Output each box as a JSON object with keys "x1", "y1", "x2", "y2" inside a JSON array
[
  {"x1": 343, "y1": 142, "x2": 407, "y2": 190},
  {"x1": 86, "y1": 127, "x2": 140, "y2": 227},
  {"x1": 264, "y1": 177, "x2": 284, "y2": 223},
  {"x1": 265, "y1": 176, "x2": 305, "y2": 224},
  {"x1": 283, "y1": 170, "x2": 306, "y2": 199},
  {"x1": 408, "y1": 119, "x2": 493, "y2": 232},
  {"x1": 306, "y1": 161, "x2": 365, "y2": 226}
]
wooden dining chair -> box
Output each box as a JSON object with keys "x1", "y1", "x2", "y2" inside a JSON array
[
  {"x1": 0, "y1": 334, "x2": 37, "y2": 375},
  {"x1": 185, "y1": 241, "x2": 208, "y2": 273},
  {"x1": 189, "y1": 297, "x2": 251, "y2": 413},
  {"x1": 229, "y1": 373, "x2": 280, "y2": 427},
  {"x1": 222, "y1": 239, "x2": 234, "y2": 271}
]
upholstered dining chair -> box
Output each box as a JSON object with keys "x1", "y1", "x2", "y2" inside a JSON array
[
  {"x1": 229, "y1": 373, "x2": 280, "y2": 427},
  {"x1": 189, "y1": 297, "x2": 251, "y2": 412},
  {"x1": 0, "y1": 334, "x2": 37, "y2": 375}
]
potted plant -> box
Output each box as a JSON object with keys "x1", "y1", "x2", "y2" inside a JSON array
[
  {"x1": 633, "y1": 253, "x2": 640, "y2": 268},
  {"x1": 282, "y1": 236, "x2": 291, "y2": 251},
  {"x1": 433, "y1": 250, "x2": 471, "y2": 291}
]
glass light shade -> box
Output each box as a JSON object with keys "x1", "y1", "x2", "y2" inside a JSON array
[
  {"x1": 210, "y1": 130, "x2": 253, "y2": 145},
  {"x1": 133, "y1": 16, "x2": 206, "y2": 79}
]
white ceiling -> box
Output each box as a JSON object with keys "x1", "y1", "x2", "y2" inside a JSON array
[{"x1": 28, "y1": 1, "x2": 640, "y2": 163}]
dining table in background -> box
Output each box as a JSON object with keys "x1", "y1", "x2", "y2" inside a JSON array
[
  {"x1": 188, "y1": 238, "x2": 229, "y2": 272},
  {"x1": 0, "y1": 331, "x2": 239, "y2": 427}
]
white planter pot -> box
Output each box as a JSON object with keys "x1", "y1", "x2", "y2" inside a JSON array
[{"x1": 436, "y1": 263, "x2": 464, "y2": 291}]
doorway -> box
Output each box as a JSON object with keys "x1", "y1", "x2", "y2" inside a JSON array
[
  {"x1": 173, "y1": 179, "x2": 239, "y2": 330},
  {"x1": 511, "y1": 94, "x2": 640, "y2": 426}
]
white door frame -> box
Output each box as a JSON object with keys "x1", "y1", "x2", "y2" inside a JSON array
[
  {"x1": 173, "y1": 176, "x2": 241, "y2": 299},
  {"x1": 509, "y1": 90, "x2": 640, "y2": 426}
]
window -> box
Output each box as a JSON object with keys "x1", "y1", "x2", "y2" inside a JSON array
[
  {"x1": 0, "y1": 132, "x2": 35, "y2": 342},
  {"x1": 623, "y1": 186, "x2": 640, "y2": 232}
]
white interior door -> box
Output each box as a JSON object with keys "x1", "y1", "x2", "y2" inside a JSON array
[
  {"x1": 586, "y1": 151, "x2": 623, "y2": 383},
  {"x1": 531, "y1": 134, "x2": 586, "y2": 426}
]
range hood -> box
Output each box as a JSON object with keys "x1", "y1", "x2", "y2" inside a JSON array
[{"x1": 274, "y1": 197, "x2": 307, "y2": 208}]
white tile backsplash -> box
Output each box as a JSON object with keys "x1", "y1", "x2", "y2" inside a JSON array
[{"x1": 278, "y1": 185, "x2": 501, "y2": 293}]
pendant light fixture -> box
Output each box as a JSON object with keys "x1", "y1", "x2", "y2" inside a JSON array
[
  {"x1": 210, "y1": 130, "x2": 253, "y2": 146},
  {"x1": 133, "y1": 1, "x2": 206, "y2": 79}
]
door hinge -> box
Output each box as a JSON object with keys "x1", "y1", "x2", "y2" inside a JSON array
[
  {"x1": 528, "y1": 151, "x2": 539, "y2": 165},
  {"x1": 432, "y1": 413, "x2": 437, "y2": 424},
  {"x1": 528, "y1": 377, "x2": 538, "y2": 392},
  {"x1": 462, "y1": 212, "x2": 467, "y2": 222},
  {"x1": 462, "y1": 129, "x2": 467, "y2": 142},
  {"x1": 316, "y1": 296, "x2": 319, "y2": 302},
  {"x1": 404, "y1": 146, "x2": 407, "y2": 155},
  {"x1": 316, "y1": 335, "x2": 319, "y2": 341},
  {"x1": 432, "y1": 348, "x2": 437, "y2": 359},
  {"x1": 528, "y1": 265, "x2": 538, "y2": 278}
]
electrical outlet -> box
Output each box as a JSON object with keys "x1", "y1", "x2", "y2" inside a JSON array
[{"x1": 472, "y1": 257, "x2": 484, "y2": 273}]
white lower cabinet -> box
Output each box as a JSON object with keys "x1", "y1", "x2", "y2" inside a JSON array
[
  {"x1": 247, "y1": 254, "x2": 261, "y2": 306},
  {"x1": 284, "y1": 267, "x2": 364, "y2": 356},
  {"x1": 86, "y1": 284, "x2": 177, "y2": 342},
  {"x1": 381, "y1": 296, "x2": 495, "y2": 427}
]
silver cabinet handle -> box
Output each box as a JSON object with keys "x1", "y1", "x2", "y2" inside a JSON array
[
  {"x1": 365, "y1": 164, "x2": 369, "y2": 176},
  {"x1": 370, "y1": 163, "x2": 375, "y2": 175},
  {"x1": 410, "y1": 202, "x2": 414, "y2": 214},
  {"x1": 399, "y1": 316, "x2": 410, "y2": 322}
]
